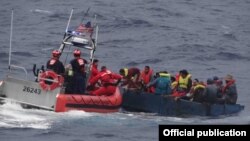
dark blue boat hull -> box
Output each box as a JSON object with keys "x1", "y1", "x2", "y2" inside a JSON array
[{"x1": 121, "y1": 90, "x2": 244, "y2": 116}]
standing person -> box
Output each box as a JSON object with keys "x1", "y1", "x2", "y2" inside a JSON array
[
  {"x1": 46, "y1": 49, "x2": 65, "y2": 75},
  {"x1": 87, "y1": 59, "x2": 99, "y2": 91},
  {"x1": 89, "y1": 66, "x2": 122, "y2": 96},
  {"x1": 140, "y1": 66, "x2": 154, "y2": 93},
  {"x1": 89, "y1": 59, "x2": 99, "y2": 81},
  {"x1": 119, "y1": 67, "x2": 141, "y2": 89},
  {"x1": 70, "y1": 49, "x2": 88, "y2": 94},
  {"x1": 146, "y1": 71, "x2": 171, "y2": 95}
]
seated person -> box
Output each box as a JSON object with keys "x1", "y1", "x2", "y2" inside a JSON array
[
  {"x1": 188, "y1": 79, "x2": 206, "y2": 102},
  {"x1": 172, "y1": 69, "x2": 192, "y2": 97},
  {"x1": 203, "y1": 78, "x2": 218, "y2": 104},
  {"x1": 218, "y1": 74, "x2": 238, "y2": 104}
]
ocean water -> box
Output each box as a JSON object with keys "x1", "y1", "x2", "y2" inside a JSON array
[{"x1": 0, "y1": 0, "x2": 250, "y2": 140}]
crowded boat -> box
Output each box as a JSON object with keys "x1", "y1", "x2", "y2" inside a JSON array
[{"x1": 0, "y1": 10, "x2": 244, "y2": 116}]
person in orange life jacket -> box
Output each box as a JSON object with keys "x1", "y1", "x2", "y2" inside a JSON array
[
  {"x1": 119, "y1": 67, "x2": 141, "y2": 88},
  {"x1": 146, "y1": 71, "x2": 171, "y2": 95},
  {"x1": 218, "y1": 74, "x2": 238, "y2": 104},
  {"x1": 46, "y1": 50, "x2": 65, "y2": 75},
  {"x1": 140, "y1": 66, "x2": 155, "y2": 93},
  {"x1": 87, "y1": 59, "x2": 99, "y2": 91},
  {"x1": 89, "y1": 59, "x2": 99, "y2": 81},
  {"x1": 172, "y1": 69, "x2": 192, "y2": 97},
  {"x1": 70, "y1": 49, "x2": 88, "y2": 94},
  {"x1": 89, "y1": 66, "x2": 122, "y2": 96}
]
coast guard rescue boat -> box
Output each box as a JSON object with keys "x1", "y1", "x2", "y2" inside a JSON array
[{"x1": 0, "y1": 9, "x2": 122, "y2": 113}]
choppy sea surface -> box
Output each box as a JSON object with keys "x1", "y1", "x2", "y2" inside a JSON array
[{"x1": 0, "y1": 0, "x2": 250, "y2": 140}]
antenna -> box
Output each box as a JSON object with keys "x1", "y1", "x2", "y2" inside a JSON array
[
  {"x1": 59, "y1": 9, "x2": 74, "y2": 53},
  {"x1": 65, "y1": 9, "x2": 74, "y2": 33},
  {"x1": 8, "y1": 9, "x2": 14, "y2": 72}
]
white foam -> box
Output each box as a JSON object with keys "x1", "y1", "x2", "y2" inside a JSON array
[
  {"x1": 0, "y1": 101, "x2": 52, "y2": 129},
  {"x1": 221, "y1": 25, "x2": 233, "y2": 35},
  {"x1": 30, "y1": 9, "x2": 53, "y2": 14},
  {"x1": 56, "y1": 110, "x2": 94, "y2": 119}
]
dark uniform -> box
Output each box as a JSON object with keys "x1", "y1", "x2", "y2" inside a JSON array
[
  {"x1": 46, "y1": 59, "x2": 65, "y2": 75},
  {"x1": 70, "y1": 58, "x2": 88, "y2": 94}
]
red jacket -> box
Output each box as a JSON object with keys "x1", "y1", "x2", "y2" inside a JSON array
[
  {"x1": 90, "y1": 70, "x2": 122, "y2": 86},
  {"x1": 140, "y1": 69, "x2": 153, "y2": 84},
  {"x1": 89, "y1": 64, "x2": 99, "y2": 80}
]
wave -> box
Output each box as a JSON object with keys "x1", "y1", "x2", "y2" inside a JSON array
[
  {"x1": 110, "y1": 17, "x2": 153, "y2": 29},
  {"x1": 126, "y1": 61, "x2": 140, "y2": 66},
  {"x1": 12, "y1": 51, "x2": 35, "y2": 57},
  {"x1": 0, "y1": 102, "x2": 96, "y2": 129},
  {"x1": 158, "y1": 44, "x2": 250, "y2": 62},
  {"x1": 102, "y1": 38, "x2": 136, "y2": 46},
  {"x1": 141, "y1": 58, "x2": 162, "y2": 64},
  {"x1": 0, "y1": 52, "x2": 8, "y2": 59},
  {"x1": 30, "y1": 9, "x2": 53, "y2": 15},
  {"x1": 0, "y1": 102, "x2": 52, "y2": 129},
  {"x1": 126, "y1": 58, "x2": 162, "y2": 66},
  {"x1": 148, "y1": 7, "x2": 185, "y2": 18},
  {"x1": 215, "y1": 52, "x2": 249, "y2": 61},
  {"x1": 191, "y1": 52, "x2": 249, "y2": 62}
]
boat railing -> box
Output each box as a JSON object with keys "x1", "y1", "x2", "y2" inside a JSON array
[
  {"x1": 63, "y1": 42, "x2": 94, "y2": 50},
  {"x1": 9, "y1": 64, "x2": 28, "y2": 80}
]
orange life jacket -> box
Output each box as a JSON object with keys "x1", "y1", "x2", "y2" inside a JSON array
[
  {"x1": 222, "y1": 80, "x2": 235, "y2": 94},
  {"x1": 140, "y1": 69, "x2": 153, "y2": 84}
]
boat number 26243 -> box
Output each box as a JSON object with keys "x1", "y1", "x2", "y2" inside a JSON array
[{"x1": 23, "y1": 86, "x2": 41, "y2": 95}]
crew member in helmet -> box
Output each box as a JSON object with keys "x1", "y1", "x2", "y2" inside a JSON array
[
  {"x1": 70, "y1": 49, "x2": 88, "y2": 94},
  {"x1": 46, "y1": 49, "x2": 65, "y2": 75}
]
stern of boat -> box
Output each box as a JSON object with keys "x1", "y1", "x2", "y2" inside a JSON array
[{"x1": 0, "y1": 76, "x2": 61, "y2": 110}]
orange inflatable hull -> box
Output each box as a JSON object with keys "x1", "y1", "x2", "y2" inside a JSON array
[{"x1": 55, "y1": 87, "x2": 122, "y2": 113}]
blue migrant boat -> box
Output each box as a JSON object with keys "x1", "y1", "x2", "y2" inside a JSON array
[{"x1": 121, "y1": 90, "x2": 244, "y2": 117}]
